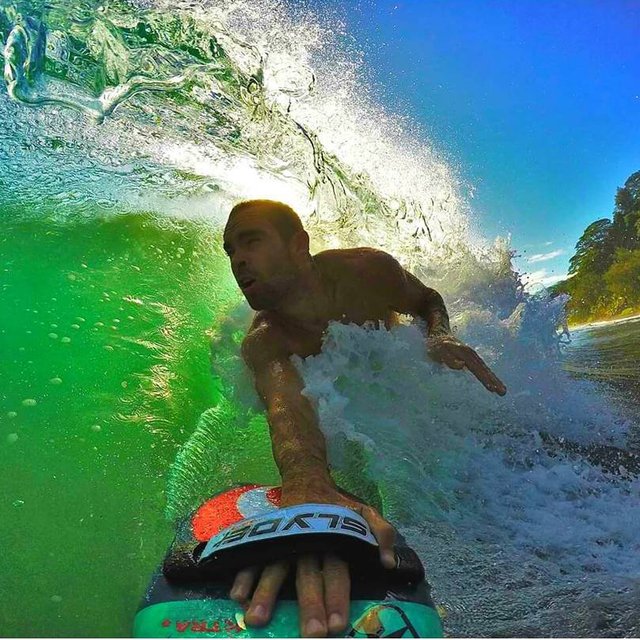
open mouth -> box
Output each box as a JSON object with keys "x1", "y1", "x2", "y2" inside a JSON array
[{"x1": 239, "y1": 278, "x2": 256, "y2": 290}]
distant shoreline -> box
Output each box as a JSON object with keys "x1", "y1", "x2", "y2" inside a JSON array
[{"x1": 569, "y1": 312, "x2": 640, "y2": 332}]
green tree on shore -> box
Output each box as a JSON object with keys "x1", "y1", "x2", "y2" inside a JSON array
[{"x1": 551, "y1": 170, "x2": 640, "y2": 323}]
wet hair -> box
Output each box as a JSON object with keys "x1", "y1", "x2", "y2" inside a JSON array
[{"x1": 228, "y1": 199, "x2": 304, "y2": 242}]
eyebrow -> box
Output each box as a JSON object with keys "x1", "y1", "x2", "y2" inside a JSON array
[{"x1": 223, "y1": 229, "x2": 265, "y2": 254}]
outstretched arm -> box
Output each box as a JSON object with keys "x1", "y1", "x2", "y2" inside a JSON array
[
  {"x1": 241, "y1": 320, "x2": 333, "y2": 489},
  {"x1": 234, "y1": 318, "x2": 396, "y2": 637},
  {"x1": 374, "y1": 252, "x2": 507, "y2": 395}
]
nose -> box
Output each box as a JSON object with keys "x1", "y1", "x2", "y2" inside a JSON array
[{"x1": 230, "y1": 249, "x2": 247, "y2": 272}]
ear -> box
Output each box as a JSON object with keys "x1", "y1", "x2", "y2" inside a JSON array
[{"x1": 290, "y1": 230, "x2": 310, "y2": 258}]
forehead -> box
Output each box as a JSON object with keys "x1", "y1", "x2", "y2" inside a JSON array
[{"x1": 223, "y1": 208, "x2": 275, "y2": 238}]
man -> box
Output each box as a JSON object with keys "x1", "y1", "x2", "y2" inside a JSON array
[{"x1": 222, "y1": 199, "x2": 507, "y2": 637}]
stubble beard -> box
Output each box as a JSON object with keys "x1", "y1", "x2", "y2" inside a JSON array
[{"x1": 244, "y1": 271, "x2": 299, "y2": 311}]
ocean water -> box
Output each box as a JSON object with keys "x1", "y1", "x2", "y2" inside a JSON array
[{"x1": 1, "y1": 1, "x2": 638, "y2": 637}]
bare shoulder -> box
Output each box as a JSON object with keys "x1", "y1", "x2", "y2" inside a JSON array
[
  {"x1": 313, "y1": 247, "x2": 402, "y2": 276},
  {"x1": 313, "y1": 247, "x2": 405, "y2": 287},
  {"x1": 241, "y1": 311, "x2": 291, "y2": 367}
]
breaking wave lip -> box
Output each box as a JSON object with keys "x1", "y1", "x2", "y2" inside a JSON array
[{"x1": 2, "y1": 0, "x2": 638, "y2": 636}]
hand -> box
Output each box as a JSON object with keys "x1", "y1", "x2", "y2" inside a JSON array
[
  {"x1": 427, "y1": 334, "x2": 507, "y2": 396},
  {"x1": 229, "y1": 479, "x2": 397, "y2": 637}
]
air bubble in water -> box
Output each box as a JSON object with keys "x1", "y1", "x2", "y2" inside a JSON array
[
  {"x1": 7, "y1": 433, "x2": 18, "y2": 443},
  {"x1": 22, "y1": 399, "x2": 37, "y2": 407}
]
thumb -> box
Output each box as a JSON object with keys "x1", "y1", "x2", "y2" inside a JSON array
[{"x1": 360, "y1": 506, "x2": 397, "y2": 569}]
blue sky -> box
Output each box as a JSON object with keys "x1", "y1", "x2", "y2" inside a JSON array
[{"x1": 312, "y1": 0, "x2": 640, "y2": 288}]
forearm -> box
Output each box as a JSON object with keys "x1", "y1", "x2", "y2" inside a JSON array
[
  {"x1": 267, "y1": 397, "x2": 333, "y2": 486},
  {"x1": 417, "y1": 287, "x2": 451, "y2": 337}
]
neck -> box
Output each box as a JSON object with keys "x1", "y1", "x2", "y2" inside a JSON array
[{"x1": 275, "y1": 257, "x2": 332, "y2": 329}]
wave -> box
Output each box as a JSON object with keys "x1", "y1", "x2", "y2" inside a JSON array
[{"x1": 2, "y1": 0, "x2": 638, "y2": 635}]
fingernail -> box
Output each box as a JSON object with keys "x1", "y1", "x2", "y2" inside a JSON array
[
  {"x1": 305, "y1": 618, "x2": 325, "y2": 636},
  {"x1": 328, "y1": 613, "x2": 344, "y2": 630},
  {"x1": 249, "y1": 604, "x2": 266, "y2": 621}
]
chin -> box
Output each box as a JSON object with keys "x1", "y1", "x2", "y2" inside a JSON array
[{"x1": 244, "y1": 294, "x2": 277, "y2": 311}]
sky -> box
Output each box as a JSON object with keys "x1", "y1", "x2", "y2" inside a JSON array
[{"x1": 311, "y1": 0, "x2": 640, "y2": 289}]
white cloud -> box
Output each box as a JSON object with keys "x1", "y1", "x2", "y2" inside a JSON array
[
  {"x1": 521, "y1": 269, "x2": 570, "y2": 292},
  {"x1": 528, "y1": 249, "x2": 565, "y2": 263}
]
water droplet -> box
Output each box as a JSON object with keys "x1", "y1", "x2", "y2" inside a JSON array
[
  {"x1": 61, "y1": 337, "x2": 71, "y2": 343},
  {"x1": 7, "y1": 433, "x2": 18, "y2": 443},
  {"x1": 50, "y1": 377, "x2": 63, "y2": 385},
  {"x1": 7, "y1": 411, "x2": 17, "y2": 419},
  {"x1": 91, "y1": 424, "x2": 101, "y2": 432},
  {"x1": 67, "y1": 273, "x2": 76, "y2": 281},
  {"x1": 22, "y1": 399, "x2": 37, "y2": 407},
  {"x1": 71, "y1": 324, "x2": 80, "y2": 330},
  {"x1": 121, "y1": 381, "x2": 128, "y2": 388},
  {"x1": 50, "y1": 323, "x2": 58, "y2": 329},
  {"x1": 48, "y1": 333, "x2": 58, "y2": 339},
  {"x1": 104, "y1": 345, "x2": 114, "y2": 351},
  {"x1": 94, "y1": 322, "x2": 104, "y2": 327},
  {"x1": 76, "y1": 317, "x2": 85, "y2": 323},
  {"x1": 12, "y1": 499, "x2": 24, "y2": 508},
  {"x1": 51, "y1": 595, "x2": 62, "y2": 603}
]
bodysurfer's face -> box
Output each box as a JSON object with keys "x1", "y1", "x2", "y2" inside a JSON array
[{"x1": 223, "y1": 208, "x2": 300, "y2": 310}]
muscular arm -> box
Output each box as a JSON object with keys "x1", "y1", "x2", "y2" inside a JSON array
[
  {"x1": 395, "y1": 268, "x2": 452, "y2": 337},
  {"x1": 363, "y1": 250, "x2": 451, "y2": 335},
  {"x1": 372, "y1": 250, "x2": 507, "y2": 395},
  {"x1": 241, "y1": 319, "x2": 332, "y2": 487}
]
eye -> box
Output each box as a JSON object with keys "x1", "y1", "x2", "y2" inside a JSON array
[{"x1": 247, "y1": 238, "x2": 260, "y2": 247}]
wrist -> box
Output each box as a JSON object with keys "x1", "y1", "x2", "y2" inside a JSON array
[{"x1": 427, "y1": 330, "x2": 454, "y2": 342}]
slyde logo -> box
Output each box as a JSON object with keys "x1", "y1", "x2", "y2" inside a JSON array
[{"x1": 210, "y1": 510, "x2": 370, "y2": 549}]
